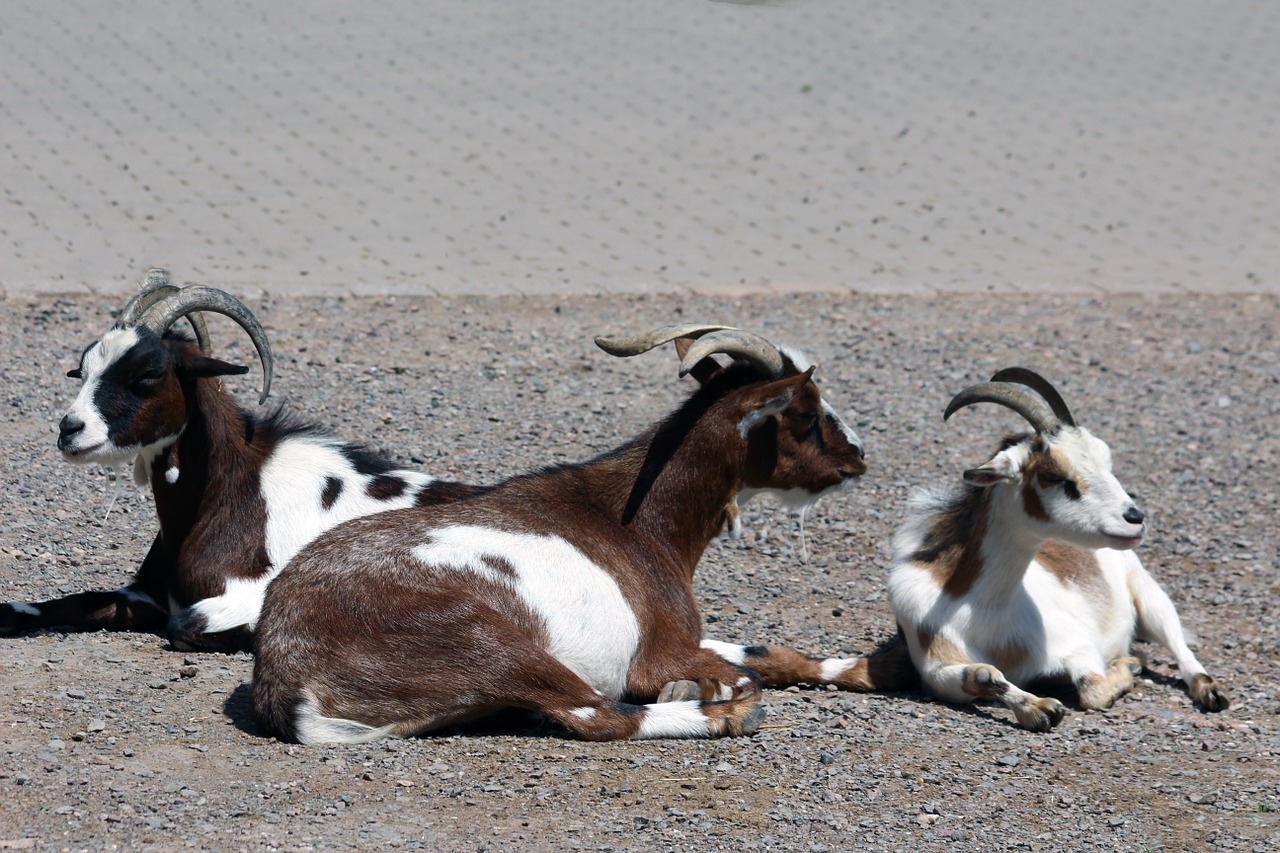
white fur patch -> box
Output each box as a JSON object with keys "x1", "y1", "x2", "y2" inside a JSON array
[
  {"x1": 701, "y1": 639, "x2": 748, "y2": 666},
  {"x1": 187, "y1": 576, "x2": 272, "y2": 632},
  {"x1": 570, "y1": 706, "x2": 597, "y2": 720},
  {"x1": 635, "y1": 700, "x2": 709, "y2": 739},
  {"x1": 410, "y1": 526, "x2": 642, "y2": 700},
  {"x1": 6, "y1": 602, "x2": 40, "y2": 616},
  {"x1": 822, "y1": 400, "x2": 863, "y2": 451},
  {"x1": 260, "y1": 436, "x2": 437, "y2": 572},
  {"x1": 820, "y1": 658, "x2": 857, "y2": 682},
  {"x1": 294, "y1": 697, "x2": 398, "y2": 745},
  {"x1": 164, "y1": 466, "x2": 180, "y2": 484}
]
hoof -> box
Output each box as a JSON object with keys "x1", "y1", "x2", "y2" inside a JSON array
[
  {"x1": 736, "y1": 703, "x2": 767, "y2": 736},
  {"x1": 1015, "y1": 697, "x2": 1065, "y2": 732},
  {"x1": 657, "y1": 680, "x2": 702, "y2": 703},
  {"x1": 1191, "y1": 674, "x2": 1229, "y2": 712},
  {"x1": 0, "y1": 603, "x2": 36, "y2": 637},
  {"x1": 1117, "y1": 656, "x2": 1143, "y2": 676}
]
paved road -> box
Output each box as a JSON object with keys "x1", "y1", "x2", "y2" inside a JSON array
[{"x1": 3, "y1": 0, "x2": 1277, "y2": 298}]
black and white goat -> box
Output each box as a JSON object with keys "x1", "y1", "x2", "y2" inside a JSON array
[
  {"x1": 2, "y1": 270, "x2": 477, "y2": 651},
  {"x1": 888, "y1": 368, "x2": 1229, "y2": 731},
  {"x1": 252, "y1": 325, "x2": 871, "y2": 743}
]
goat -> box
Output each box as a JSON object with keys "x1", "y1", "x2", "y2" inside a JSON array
[
  {"x1": 1, "y1": 270, "x2": 478, "y2": 652},
  {"x1": 251, "y1": 324, "x2": 870, "y2": 743},
  {"x1": 888, "y1": 368, "x2": 1229, "y2": 731}
]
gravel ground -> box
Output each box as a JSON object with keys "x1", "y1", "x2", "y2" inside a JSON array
[{"x1": 1, "y1": 291, "x2": 1277, "y2": 852}]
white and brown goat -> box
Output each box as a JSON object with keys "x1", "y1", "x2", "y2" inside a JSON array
[
  {"x1": 1, "y1": 270, "x2": 477, "y2": 651},
  {"x1": 252, "y1": 325, "x2": 873, "y2": 743},
  {"x1": 888, "y1": 368, "x2": 1228, "y2": 731}
]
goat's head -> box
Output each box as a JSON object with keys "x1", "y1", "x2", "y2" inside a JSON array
[
  {"x1": 945, "y1": 367, "x2": 1146, "y2": 551},
  {"x1": 58, "y1": 270, "x2": 274, "y2": 467},
  {"x1": 595, "y1": 324, "x2": 866, "y2": 509}
]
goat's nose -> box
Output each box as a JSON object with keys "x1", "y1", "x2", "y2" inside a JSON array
[
  {"x1": 59, "y1": 413, "x2": 85, "y2": 439},
  {"x1": 1123, "y1": 505, "x2": 1145, "y2": 525}
]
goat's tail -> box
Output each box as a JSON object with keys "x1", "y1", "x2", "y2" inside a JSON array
[{"x1": 703, "y1": 628, "x2": 918, "y2": 693}]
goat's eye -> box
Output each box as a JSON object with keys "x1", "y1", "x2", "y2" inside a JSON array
[
  {"x1": 133, "y1": 373, "x2": 165, "y2": 388},
  {"x1": 66, "y1": 368, "x2": 83, "y2": 380}
]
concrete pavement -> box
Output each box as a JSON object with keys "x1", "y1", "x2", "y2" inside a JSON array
[{"x1": 2, "y1": 0, "x2": 1277, "y2": 299}]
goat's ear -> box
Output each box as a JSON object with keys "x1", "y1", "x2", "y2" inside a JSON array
[
  {"x1": 736, "y1": 368, "x2": 812, "y2": 437},
  {"x1": 963, "y1": 453, "x2": 1019, "y2": 487},
  {"x1": 674, "y1": 338, "x2": 723, "y2": 385},
  {"x1": 176, "y1": 354, "x2": 250, "y2": 380}
]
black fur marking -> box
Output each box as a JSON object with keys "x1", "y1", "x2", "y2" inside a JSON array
[
  {"x1": 743, "y1": 645, "x2": 769, "y2": 659},
  {"x1": 367, "y1": 475, "x2": 407, "y2": 500},
  {"x1": 321, "y1": 476, "x2": 343, "y2": 510},
  {"x1": 415, "y1": 481, "x2": 488, "y2": 507}
]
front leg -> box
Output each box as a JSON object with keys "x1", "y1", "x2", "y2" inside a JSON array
[
  {"x1": 2, "y1": 532, "x2": 170, "y2": 637},
  {"x1": 1, "y1": 586, "x2": 168, "y2": 636},
  {"x1": 1126, "y1": 562, "x2": 1230, "y2": 711},
  {"x1": 628, "y1": 645, "x2": 765, "y2": 737},
  {"x1": 924, "y1": 658, "x2": 1065, "y2": 732}
]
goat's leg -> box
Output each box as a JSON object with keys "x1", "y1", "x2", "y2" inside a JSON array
[
  {"x1": 283, "y1": 643, "x2": 765, "y2": 743},
  {"x1": 2, "y1": 534, "x2": 171, "y2": 637},
  {"x1": 925, "y1": 661, "x2": 1065, "y2": 732},
  {"x1": 1126, "y1": 564, "x2": 1229, "y2": 711},
  {"x1": 0, "y1": 585, "x2": 168, "y2": 636},
  {"x1": 700, "y1": 633, "x2": 915, "y2": 692},
  {"x1": 628, "y1": 645, "x2": 763, "y2": 705},
  {"x1": 1074, "y1": 656, "x2": 1142, "y2": 710},
  {"x1": 166, "y1": 575, "x2": 271, "y2": 653}
]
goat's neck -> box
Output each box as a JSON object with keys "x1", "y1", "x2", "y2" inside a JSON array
[
  {"x1": 972, "y1": 482, "x2": 1050, "y2": 599},
  {"x1": 147, "y1": 379, "x2": 258, "y2": 544},
  {"x1": 594, "y1": 413, "x2": 745, "y2": 581}
]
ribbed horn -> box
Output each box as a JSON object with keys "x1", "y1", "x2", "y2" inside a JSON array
[
  {"x1": 677, "y1": 329, "x2": 784, "y2": 379},
  {"x1": 989, "y1": 367, "x2": 1075, "y2": 427},
  {"x1": 594, "y1": 324, "x2": 735, "y2": 358},
  {"x1": 944, "y1": 382, "x2": 1060, "y2": 434},
  {"x1": 117, "y1": 269, "x2": 212, "y2": 355},
  {"x1": 139, "y1": 286, "x2": 274, "y2": 404}
]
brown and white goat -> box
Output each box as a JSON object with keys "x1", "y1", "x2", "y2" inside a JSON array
[
  {"x1": 888, "y1": 368, "x2": 1229, "y2": 731},
  {"x1": 252, "y1": 325, "x2": 870, "y2": 743},
  {"x1": 1, "y1": 270, "x2": 476, "y2": 652}
]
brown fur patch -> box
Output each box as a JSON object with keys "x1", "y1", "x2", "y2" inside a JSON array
[
  {"x1": 917, "y1": 627, "x2": 968, "y2": 666},
  {"x1": 987, "y1": 638, "x2": 1030, "y2": 675},
  {"x1": 911, "y1": 491, "x2": 991, "y2": 599},
  {"x1": 1036, "y1": 540, "x2": 1101, "y2": 586}
]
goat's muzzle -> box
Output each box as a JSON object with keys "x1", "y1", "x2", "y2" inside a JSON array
[{"x1": 57, "y1": 413, "x2": 86, "y2": 451}]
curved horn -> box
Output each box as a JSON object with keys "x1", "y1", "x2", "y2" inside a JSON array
[
  {"x1": 989, "y1": 367, "x2": 1075, "y2": 427},
  {"x1": 118, "y1": 269, "x2": 212, "y2": 355},
  {"x1": 595, "y1": 324, "x2": 735, "y2": 358},
  {"x1": 678, "y1": 329, "x2": 784, "y2": 379},
  {"x1": 139, "y1": 286, "x2": 274, "y2": 404},
  {"x1": 943, "y1": 382, "x2": 1060, "y2": 434}
]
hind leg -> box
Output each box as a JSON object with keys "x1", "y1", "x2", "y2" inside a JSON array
[
  {"x1": 1076, "y1": 656, "x2": 1142, "y2": 710},
  {"x1": 701, "y1": 634, "x2": 916, "y2": 692},
  {"x1": 282, "y1": 643, "x2": 765, "y2": 744}
]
